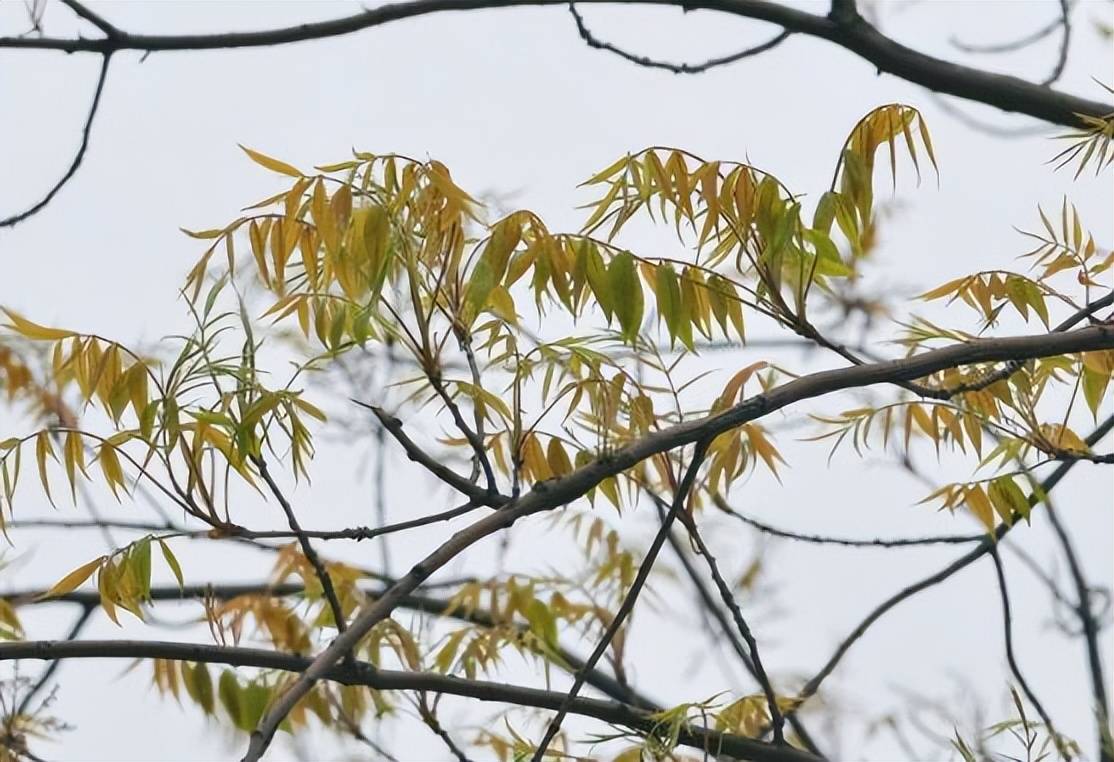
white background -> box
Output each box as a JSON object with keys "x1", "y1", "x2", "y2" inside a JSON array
[{"x1": 1, "y1": 1, "x2": 1111, "y2": 760}]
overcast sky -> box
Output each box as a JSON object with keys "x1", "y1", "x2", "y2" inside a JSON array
[{"x1": 1, "y1": 2, "x2": 1112, "y2": 760}]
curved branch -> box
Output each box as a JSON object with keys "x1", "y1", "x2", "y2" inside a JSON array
[
  {"x1": 0, "y1": 639, "x2": 821, "y2": 762},
  {"x1": 568, "y1": 2, "x2": 791, "y2": 74},
  {"x1": 0, "y1": 1, "x2": 1107, "y2": 128},
  {"x1": 0, "y1": 53, "x2": 111, "y2": 228},
  {"x1": 714, "y1": 494, "x2": 984, "y2": 548}
]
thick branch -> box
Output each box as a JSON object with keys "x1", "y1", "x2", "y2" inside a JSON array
[
  {"x1": 0, "y1": 1, "x2": 1107, "y2": 128},
  {"x1": 0, "y1": 639, "x2": 820, "y2": 762},
  {"x1": 243, "y1": 323, "x2": 1114, "y2": 759}
]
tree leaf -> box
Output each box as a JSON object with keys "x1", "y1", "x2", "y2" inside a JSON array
[{"x1": 239, "y1": 145, "x2": 303, "y2": 177}]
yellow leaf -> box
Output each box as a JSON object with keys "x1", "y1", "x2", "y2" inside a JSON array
[
  {"x1": 239, "y1": 145, "x2": 303, "y2": 177},
  {"x1": 2, "y1": 309, "x2": 74, "y2": 341},
  {"x1": 38, "y1": 556, "x2": 104, "y2": 599}
]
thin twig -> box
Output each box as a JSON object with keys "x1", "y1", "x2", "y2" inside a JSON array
[
  {"x1": 0, "y1": 53, "x2": 111, "y2": 228},
  {"x1": 655, "y1": 496, "x2": 824, "y2": 755},
  {"x1": 680, "y1": 512, "x2": 786, "y2": 744},
  {"x1": 714, "y1": 494, "x2": 983, "y2": 548},
  {"x1": 15, "y1": 605, "x2": 94, "y2": 715},
  {"x1": 988, "y1": 546, "x2": 1069, "y2": 761},
  {"x1": 784, "y1": 413, "x2": 1114, "y2": 722},
  {"x1": 253, "y1": 456, "x2": 349, "y2": 639},
  {"x1": 531, "y1": 439, "x2": 711, "y2": 761},
  {"x1": 568, "y1": 2, "x2": 791, "y2": 74},
  {"x1": 418, "y1": 695, "x2": 474, "y2": 762},
  {"x1": 1041, "y1": 495, "x2": 1111, "y2": 759}
]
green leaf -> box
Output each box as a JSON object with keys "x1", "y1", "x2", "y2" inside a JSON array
[
  {"x1": 218, "y1": 670, "x2": 244, "y2": 729},
  {"x1": 654, "y1": 264, "x2": 684, "y2": 347},
  {"x1": 608, "y1": 251, "x2": 643, "y2": 343},
  {"x1": 132, "y1": 537, "x2": 152, "y2": 601},
  {"x1": 158, "y1": 539, "x2": 184, "y2": 588}
]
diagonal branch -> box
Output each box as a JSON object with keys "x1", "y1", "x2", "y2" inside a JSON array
[
  {"x1": 0, "y1": 52, "x2": 111, "y2": 228},
  {"x1": 988, "y1": 546, "x2": 1069, "y2": 761},
  {"x1": 241, "y1": 323, "x2": 1114, "y2": 760},
  {"x1": 59, "y1": 0, "x2": 121, "y2": 37},
  {"x1": 253, "y1": 456, "x2": 348, "y2": 638},
  {"x1": 530, "y1": 440, "x2": 711, "y2": 760},
  {"x1": 655, "y1": 494, "x2": 824, "y2": 754},
  {"x1": 678, "y1": 510, "x2": 786, "y2": 744},
  {"x1": 358, "y1": 403, "x2": 506, "y2": 507}
]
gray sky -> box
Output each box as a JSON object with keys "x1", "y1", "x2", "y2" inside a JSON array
[{"x1": 1, "y1": 1, "x2": 1112, "y2": 760}]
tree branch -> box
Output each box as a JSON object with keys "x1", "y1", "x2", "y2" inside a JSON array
[
  {"x1": 1, "y1": 580, "x2": 652, "y2": 710},
  {"x1": 655, "y1": 495, "x2": 824, "y2": 754},
  {"x1": 0, "y1": 52, "x2": 111, "y2": 228},
  {"x1": 786, "y1": 413, "x2": 1114, "y2": 720},
  {"x1": 713, "y1": 494, "x2": 984, "y2": 548},
  {"x1": 253, "y1": 456, "x2": 348, "y2": 638},
  {"x1": 988, "y1": 546, "x2": 1069, "y2": 761},
  {"x1": 0, "y1": 1, "x2": 1106, "y2": 128},
  {"x1": 568, "y1": 2, "x2": 791, "y2": 74},
  {"x1": 1041, "y1": 494, "x2": 1111, "y2": 761},
  {"x1": 358, "y1": 403, "x2": 506, "y2": 507},
  {"x1": 678, "y1": 511, "x2": 786, "y2": 744},
  {"x1": 0, "y1": 639, "x2": 821, "y2": 762},
  {"x1": 531, "y1": 440, "x2": 710, "y2": 760},
  {"x1": 241, "y1": 322, "x2": 1114, "y2": 760}
]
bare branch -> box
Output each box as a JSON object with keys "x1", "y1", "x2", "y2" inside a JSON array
[
  {"x1": 358, "y1": 403, "x2": 506, "y2": 507},
  {"x1": 568, "y1": 3, "x2": 791, "y2": 74},
  {"x1": 59, "y1": 0, "x2": 121, "y2": 37},
  {"x1": 656, "y1": 495, "x2": 824, "y2": 754},
  {"x1": 679, "y1": 511, "x2": 786, "y2": 744},
  {"x1": 713, "y1": 494, "x2": 983, "y2": 548},
  {"x1": 1041, "y1": 495, "x2": 1111, "y2": 759},
  {"x1": 787, "y1": 413, "x2": 1114, "y2": 720},
  {"x1": 253, "y1": 456, "x2": 348, "y2": 637},
  {"x1": 0, "y1": 53, "x2": 111, "y2": 228},
  {"x1": 531, "y1": 440, "x2": 710, "y2": 760},
  {"x1": 988, "y1": 546, "x2": 1069, "y2": 760}
]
